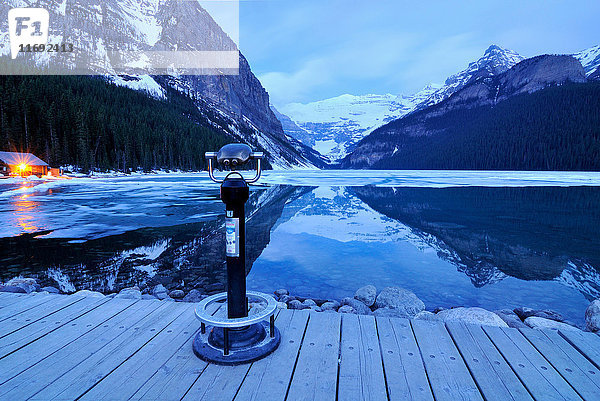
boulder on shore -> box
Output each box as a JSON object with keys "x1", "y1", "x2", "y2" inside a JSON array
[
  {"x1": 436, "y1": 307, "x2": 508, "y2": 327},
  {"x1": 338, "y1": 305, "x2": 356, "y2": 314},
  {"x1": 341, "y1": 297, "x2": 371, "y2": 315},
  {"x1": 152, "y1": 285, "x2": 169, "y2": 300},
  {"x1": 585, "y1": 300, "x2": 600, "y2": 332},
  {"x1": 183, "y1": 289, "x2": 205, "y2": 303},
  {"x1": 354, "y1": 285, "x2": 377, "y2": 307},
  {"x1": 169, "y1": 290, "x2": 185, "y2": 299},
  {"x1": 115, "y1": 287, "x2": 142, "y2": 300},
  {"x1": 74, "y1": 289, "x2": 105, "y2": 298},
  {"x1": 414, "y1": 311, "x2": 438, "y2": 321},
  {"x1": 42, "y1": 286, "x2": 60, "y2": 294},
  {"x1": 274, "y1": 289, "x2": 289, "y2": 297},
  {"x1": 320, "y1": 301, "x2": 340, "y2": 312},
  {"x1": 6, "y1": 277, "x2": 38, "y2": 293},
  {"x1": 0, "y1": 285, "x2": 27, "y2": 294},
  {"x1": 374, "y1": 287, "x2": 424, "y2": 317},
  {"x1": 494, "y1": 310, "x2": 527, "y2": 329},
  {"x1": 524, "y1": 316, "x2": 580, "y2": 332}
]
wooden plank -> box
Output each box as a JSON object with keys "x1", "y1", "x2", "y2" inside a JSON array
[
  {"x1": 128, "y1": 303, "x2": 226, "y2": 401},
  {"x1": 78, "y1": 304, "x2": 198, "y2": 400},
  {"x1": 338, "y1": 313, "x2": 387, "y2": 401},
  {"x1": 28, "y1": 301, "x2": 186, "y2": 401},
  {"x1": 543, "y1": 330, "x2": 600, "y2": 388},
  {"x1": 0, "y1": 298, "x2": 138, "y2": 384},
  {"x1": 446, "y1": 322, "x2": 533, "y2": 401},
  {"x1": 0, "y1": 294, "x2": 56, "y2": 321},
  {"x1": 411, "y1": 319, "x2": 483, "y2": 401},
  {"x1": 0, "y1": 293, "x2": 28, "y2": 309},
  {"x1": 559, "y1": 329, "x2": 600, "y2": 370},
  {"x1": 233, "y1": 310, "x2": 310, "y2": 401},
  {"x1": 521, "y1": 328, "x2": 600, "y2": 400},
  {"x1": 0, "y1": 296, "x2": 109, "y2": 358},
  {"x1": 0, "y1": 294, "x2": 82, "y2": 337},
  {"x1": 286, "y1": 311, "x2": 341, "y2": 401},
  {"x1": 0, "y1": 300, "x2": 164, "y2": 400},
  {"x1": 376, "y1": 316, "x2": 433, "y2": 401},
  {"x1": 484, "y1": 326, "x2": 582, "y2": 401}
]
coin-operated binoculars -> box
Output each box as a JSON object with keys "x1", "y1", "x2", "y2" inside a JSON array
[{"x1": 193, "y1": 144, "x2": 280, "y2": 365}]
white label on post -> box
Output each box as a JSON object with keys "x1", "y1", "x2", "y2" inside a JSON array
[{"x1": 226, "y1": 217, "x2": 239, "y2": 257}]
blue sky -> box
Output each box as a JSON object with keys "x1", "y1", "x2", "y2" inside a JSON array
[{"x1": 238, "y1": 0, "x2": 600, "y2": 107}]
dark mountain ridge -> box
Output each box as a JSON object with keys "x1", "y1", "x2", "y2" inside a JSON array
[{"x1": 341, "y1": 55, "x2": 599, "y2": 170}]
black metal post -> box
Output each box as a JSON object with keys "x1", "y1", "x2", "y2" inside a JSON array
[{"x1": 220, "y1": 175, "x2": 250, "y2": 319}]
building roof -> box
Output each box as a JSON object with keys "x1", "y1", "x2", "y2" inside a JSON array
[{"x1": 0, "y1": 151, "x2": 48, "y2": 166}]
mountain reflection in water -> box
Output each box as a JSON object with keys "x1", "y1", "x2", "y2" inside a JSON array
[{"x1": 1, "y1": 180, "x2": 599, "y2": 325}]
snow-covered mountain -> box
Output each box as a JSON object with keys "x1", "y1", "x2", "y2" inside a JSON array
[
  {"x1": 573, "y1": 44, "x2": 600, "y2": 76},
  {"x1": 278, "y1": 45, "x2": 523, "y2": 162},
  {"x1": 276, "y1": 85, "x2": 440, "y2": 161},
  {"x1": 277, "y1": 44, "x2": 599, "y2": 163},
  {"x1": 0, "y1": 0, "x2": 323, "y2": 169}
]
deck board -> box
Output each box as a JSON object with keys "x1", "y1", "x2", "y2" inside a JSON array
[
  {"x1": 484, "y1": 326, "x2": 582, "y2": 401},
  {"x1": 234, "y1": 310, "x2": 309, "y2": 401},
  {"x1": 0, "y1": 293, "x2": 598, "y2": 401},
  {"x1": 376, "y1": 316, "x2": 433, "y2": 401},
  {"x1": 446, "y1": 322, "x2": 533, "y2": 401},
  {"x1": 338, "y1": 313, "x2": 387, "y2": 401},
  {"x1": 411, "y1": 319, "x2": 483, "y2": 401},
  {"x1": 286, "y1": 311, "x2": 341, "y2": 401},
  {"x1": 0, "y1": 300, "x2": 163, "y2": 400},
  {"x1": 0, "y1": 298, "x2": 137, "y2": 384},
  {"x1": 0, "y1": 294, "x2": 82, "y2": 337},
  {"x1": 559, "y1": 328, "x2": 600, "y2": 370},
  {"x1": 0, "y1": 295, "x2": 110, "y2": 358}
]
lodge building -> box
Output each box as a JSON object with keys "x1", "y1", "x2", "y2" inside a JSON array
[{"x1": 0, "y1": 151, "x2": 49, "y2": 177}]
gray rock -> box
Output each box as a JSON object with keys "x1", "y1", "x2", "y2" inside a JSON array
[
  {"x1": 513, "y1": 307, "x2": 536, "y2": 320},
  {"x1": 414, "y1": 311, "x2": 438, "y2": 321},
  {"x1": 338, "y1": 305, "x2": 356, "y2": 314},
  {"x1": 274, "y1": 289, "x2": 289, "y2": 297},
  {"x1": 114, "y1": 288, "x2": 142, "y2": 300},
  {"x1": 586, "y1": 300, "x2": 600, "y2": 332},
  {"x1": 74, "y1": 289, "x2": 105, "y2": 298},
  {"x1": 152, "y1": 284, "x2": 169, "y2": 300},
  {"x1": 279, "y1": 295, "x2": 293, "y2": 303},
  {"x1": 373, "y1": 307, "x2": 409, "y2": 318},
  {"x1": 354, "y1": 285, "x2": 377, "y2": 307},
  {"x1": 6, "y1": 277, "x2": 38, "y2": 294},
  {"x1": 183, "y1": 289, "x2": 205, "y2": 303},
  {"x1": 494, "y1": 310, "x2": 527, "y2": 329},
  {"x1": 142, "y1": 294, "x2": 157, "y2": 300},
  {"x1": 169, "y1": 290, "x2": 185, "y2": 299},
  {"x1": 524, "y1": 317, "x2": 580, "y2": 332},
  {"x1": 320, "y1": 301, "x2": 340, "y2": 312},
  {"x1": 276, "y1": 302, "x2": 288, "y2": 309},
  {"x1": 42, "y1": 286, "x2": 60, "y2": 294},
  {"x1": 436, "y1": 307, "x2": 508, "y2": 327},
  {"x1": 288, "y1": 300, "x2": 308, "y2": 310},
  {"x1": 0, "y1": 285, "x2": 27, "y2": 294},
  {"x1": 533, "y1": 310, "x2": 564, "y2": 322},
  {"x1": 341, "y1": 297, "x2": 371, "y2": 315},
  {"x1": 302, "y1": 299, "x2": 317, "y2": 307},
  {"x1": 374, "y1": 287, "x2": 425, "y2": 317}
]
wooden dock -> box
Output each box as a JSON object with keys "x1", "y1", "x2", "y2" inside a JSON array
[{"x1": 1, "y1": 292, "x2": 600, "y2": 400}]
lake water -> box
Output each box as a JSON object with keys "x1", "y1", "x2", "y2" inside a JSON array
[{"x1": 1, "y1": 170, "x2": 600, "y2": 326}]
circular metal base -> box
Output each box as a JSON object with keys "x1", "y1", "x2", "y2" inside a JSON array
[{"x1": 193, "y1": 321, "x2": 281, "y2": 365}]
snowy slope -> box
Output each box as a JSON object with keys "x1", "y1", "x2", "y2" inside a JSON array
[
  {"x1": 278, "y1": 85, "x2": 440, "y2": 161},
  {"x1": 278, "y1": 45, "x2": 523, "y2": 162},
  {"x1": 573, "y1": 44, "x2": 600, "y2": 76}
]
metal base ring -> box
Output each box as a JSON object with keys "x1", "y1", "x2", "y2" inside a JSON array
[{"x1": 193, "y1": 321, "x2": 280, "y2": 365}]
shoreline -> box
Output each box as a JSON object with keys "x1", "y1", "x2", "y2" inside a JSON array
[{"x1": 3, "y1": 277, "x2": 598, "y2": 334}]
